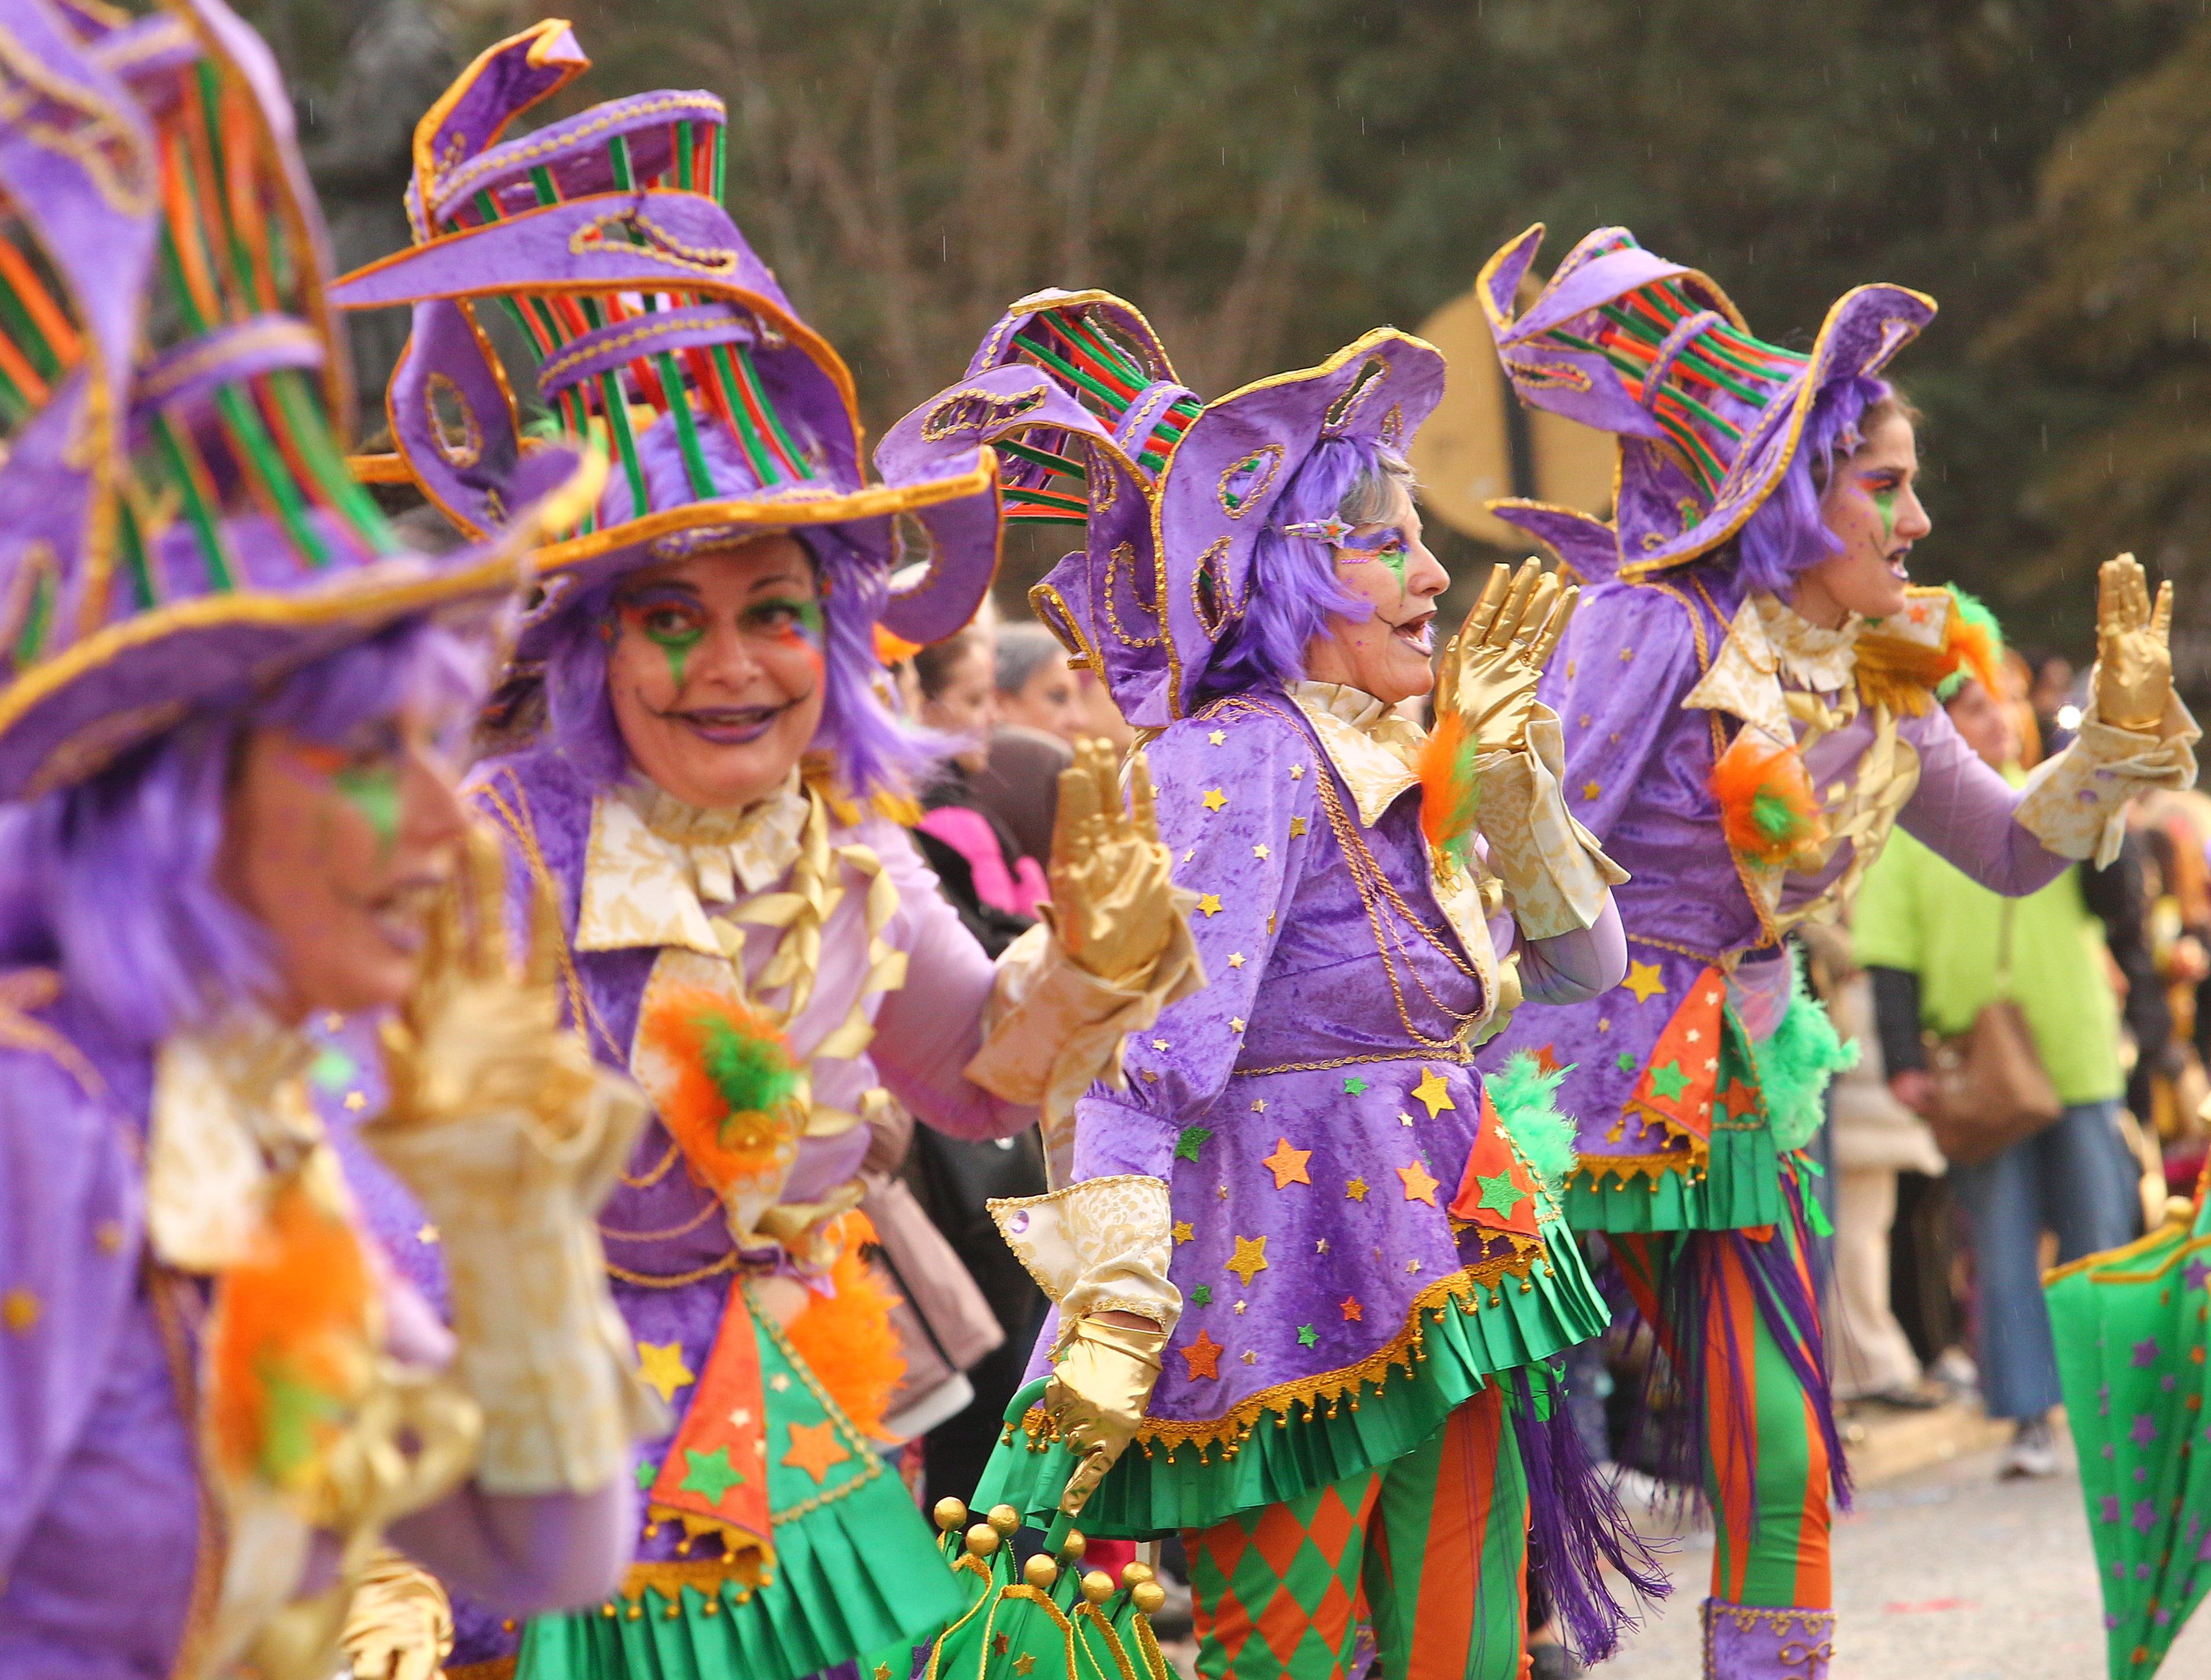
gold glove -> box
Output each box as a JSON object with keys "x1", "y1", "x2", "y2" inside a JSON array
[
  {"x1": 1044, "y1": 1314, "x2": 1168, "y2": 1516},
  {"x1": 379, "y1": 826, "x2": 604, "y2": 1144},
  {"x1": 1434, "y1": 557, "x2": 1579, "y2": 753},
  {"x1": 2094, "y1": 552, "x2": 2176, "y2": 733},
  {"x1": 339, "y1": 1551, "x2": 453, "y2": 1680},
  {"x1": 1044, "y1": 738, "x2": 1180, "y2": 990}
]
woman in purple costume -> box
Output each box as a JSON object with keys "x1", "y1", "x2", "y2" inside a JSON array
[
  {"x1": 912, "y1": 290, "x2": 1662, "y2": 1680},
  {"x1": 325, "y1": 27, "x2": 1202, "y2": 1680},
  {"x1": 1472, "y1": 223, "x2": 2198, "y2": 1678},
  {"x1": 0, "y1": 4, "x2": 656, "y2": 1675}
]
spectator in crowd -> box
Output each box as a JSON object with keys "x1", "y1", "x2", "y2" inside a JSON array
[
  {"x1": 1855, "y1": 665, "x2": 2140, "y2": 1478},
  {"x1": 913, "y1": 626, "x2": 1049, "y2": 932},
  {"x1": 1800, "y1": 923, "x2": 1949, "y2": 1409},
  {"x1": 995, "y1": 620, "x2": 1087, "y2": 741}
]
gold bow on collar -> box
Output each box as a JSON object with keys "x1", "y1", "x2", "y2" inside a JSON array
[
  {"x1": 1285, "y1": 681, "x2": 1429, "y2": 825},
  {"x1": 575, "y1": 773, "x2": 811, "y2": 960}
]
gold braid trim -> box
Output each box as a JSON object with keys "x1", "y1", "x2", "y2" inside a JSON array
[
  {"x1": 1568, "y1": 1148, "x2": 1705, "y2": 1191},
  {"x1": 1007, "y1": 1248, "x2": 1557, "y2": 1458},
  {"x1": 639, "y1": 1501, "x2": 772, "y2": 1574}
]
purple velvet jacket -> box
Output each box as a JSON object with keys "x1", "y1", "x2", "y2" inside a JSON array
[{"x1": 1480, "y1": 572, "x2": 2085, "y2": 1194}]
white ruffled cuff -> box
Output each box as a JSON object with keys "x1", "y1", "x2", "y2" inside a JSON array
[
  {"x1": 360, "y1": 1065, "x2": 664, "y2": 1494},
  {"x1": 965, "y1": 905, "x2": 1206, "y2": 1162},
  {"x1": 988, "y1": 1173, "x2": 1182, "y2": 1335},
  {"x1": 1472, "y1": 707, "x2": 1628, "y2": 940},
  {"x1": 2014, "y1": 691, "x2": 2200, "y2": 866}
]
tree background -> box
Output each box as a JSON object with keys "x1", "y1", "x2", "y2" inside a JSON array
[{"x1": 266, "y1": 0, "x2": 2211, "y2": 696}]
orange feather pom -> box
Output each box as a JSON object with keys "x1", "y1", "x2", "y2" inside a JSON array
[
  {"x1": 1709, "y1": 730, "x2": 1829, "y2": 867},
  {"x1": 1417, "y1": 710, "x2": 1482, "y2": 863},
  {"x1": 782, "y1": 1212, "x2": 907, "y2": 1442},
  {"x1": 638, "y1": 984, "x2": 801, "y2": 1197}
]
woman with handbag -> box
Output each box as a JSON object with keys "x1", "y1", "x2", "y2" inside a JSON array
[
  {"x1": 1853, "y1": 659, "x2": 2142, "y2": 1479},
  {"x1": 1470, "y1": 223, "x2": 2199, "y2": 1678}
]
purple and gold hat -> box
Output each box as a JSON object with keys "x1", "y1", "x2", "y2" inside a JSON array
[
  {"x1": 1477, "y1": 224, "x2": 1934, "y2": 583},
  {"x1": 0, "y1": 0, "x2": 589, "y2": 802},
  {"x1": 902, "y1": 288, "x2": 1444, "y2": 726},
  {"x1": 330, "y1": 22, "x2": 1001, "y2": 650}
]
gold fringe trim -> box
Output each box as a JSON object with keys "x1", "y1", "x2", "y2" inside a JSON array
[
  {"x1": 603, "y1": 1553, "x2": 774, "y2": 1611},
  {"x1": 444, "y1": 1660, "x2": 518, "y2": 1680},
  {"x1": 1569, "y1": 1145, "x2": 1705, "y2": 1192},
  {"x1": 1010, "y1": 1248, "x2": 1557, "y2": 1458},
  {"x1": 643, "y1": 1501, "x2": 774, "y2": 1568}
]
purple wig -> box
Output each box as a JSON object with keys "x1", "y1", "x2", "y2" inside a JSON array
[
  {"x1": 1727, "y1": 374, "x2": 1894, "y2": 598},
  {"x1": 1194, "y1": 435, "x2": 1399, "y2": 704},
  {"x1": 536, "y1": 532, "x2": 938, "y2": 803},
  {"x1": 0, "y1": 620, "x2": 479, "y2": 1047}
]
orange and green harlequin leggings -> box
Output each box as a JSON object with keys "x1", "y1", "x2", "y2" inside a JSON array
[
  {"x1": 1182, "y1": 1386, "x2": 1533, "y2": 1680},
  {"x1": 1609, "y1": 1223, "x2": 1835, "y2": 1610}
]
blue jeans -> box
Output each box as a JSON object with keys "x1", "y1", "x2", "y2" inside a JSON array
[{"x1": 1948, "y1": 1099, "x2": 2138, "y2": 1419}]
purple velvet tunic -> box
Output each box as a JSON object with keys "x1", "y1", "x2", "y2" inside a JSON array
[
  {"x1": 1479, "y1": 572, "x2": 2073, "y2": 1211},
  {"x1": 1055, "y1": 691, "x2": 1599, "y2": 1439}
]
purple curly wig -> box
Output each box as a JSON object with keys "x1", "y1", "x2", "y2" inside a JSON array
[
  {"x1": 0, "y1": 620, "x2": 478, "y2": 1047},
  {"x1": 1195, "y1": 435, "x2": 1406, "y2": 704},
  {"x1": 1727, "y1": 374, "x2": 1899, "y2": 599}
]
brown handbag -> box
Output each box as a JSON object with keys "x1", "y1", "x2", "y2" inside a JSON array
[{"x1": 1923, "y1": 902, "x2": 2064, "y2": 1168}]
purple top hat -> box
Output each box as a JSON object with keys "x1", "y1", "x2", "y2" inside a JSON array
[
  {"x1": 0, "y1": 0, "x2": 585, "y2": 803},
  {"x1": 1477, "y1": 223, "x2": 1936, "y2": 583},
  {"x1": 330, "y1": 22, "x2": 1001, "y2": 650},
  {"x1": 893, "y1": 288, "x2": 1444, "y2": 726}
]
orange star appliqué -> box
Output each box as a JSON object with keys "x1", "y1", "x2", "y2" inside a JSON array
[
  {"x1": 1182, "y1": 1329, "x2": 1224, "y2": 1381},
  {"x1": 1397, "y1": 1160, "x2": 1441, "y2": 1206},
  {"x1": 1260, "y1": 1137, "x2": 1313, "y2": 1189},
  {"x1": 780, "y1": 1418, "x2": 852, "y2": 1485},
  {"x1": 1339, "y1": 1296, "x2": 1363, "y2": 1322}
]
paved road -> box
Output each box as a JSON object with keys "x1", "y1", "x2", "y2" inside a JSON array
[{"x1": 1594, "y1": 1446, "x2": 2211, "y2": 1678}]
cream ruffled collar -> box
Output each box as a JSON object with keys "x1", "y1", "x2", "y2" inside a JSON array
[
  {"x1": 1284, "y1": 680, "x2": 1428, "y2": 826},
  {"x1": 578, "y1": 771, "x2": 813, "y2": 954},
  {"x1": 1754, "y1": 591, "x2": 1861, "y2": 694}
]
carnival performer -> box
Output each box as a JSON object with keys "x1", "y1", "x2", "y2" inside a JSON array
[
  {"x1": 904, "y1": 289, "x2": 1661, "y2": 1680},
  {"x1": 0, "y1": 4, "x2": 660, "y2": 1676},
  {"x1": 1472, "y1": 223, "x2": 2199, "y2": 1679},
  {"x1": 326, "y1": 29, "x2": 1203, "y2": 1680}
]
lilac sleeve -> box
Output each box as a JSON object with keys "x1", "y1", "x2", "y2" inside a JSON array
[
  {"x1": 1896, "y1": 704, "x2": 2069, "y2": 898},
  {"x1": 388, "y1": 1481, "x2": 635, "y2": 1617},
  {"x1": 867, "y1": 822, "x2": 1039, "y2": 1143},
  {"x1": 1506, "y1": 895, "x2": 1627, "y2": 1005}
]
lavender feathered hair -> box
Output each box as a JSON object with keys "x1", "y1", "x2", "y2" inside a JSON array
[
  {"x1": 0, "y1": 623, "x2": 475, "y2": 1047},
  {"x1": 1194, "y1": 434, "x2": 1400, "y2": 705},
  {"x1": 1727, "y1": 373, "x2": 1894, "y2": 598}
]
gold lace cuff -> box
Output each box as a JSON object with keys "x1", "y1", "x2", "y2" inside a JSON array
[
  {"x1": 988, "y1": 1174, "x2": 1181, "y2": 1335},
  {"x1": 966, "y1": 909, "x2": 1206, "y2": 1184},
  {"x1": 1473, "y1": 707, "x2": 1628, "y2": 940},
  {"x1": 2014, "y1": 692, "x2": 2201, "y2": 866}
]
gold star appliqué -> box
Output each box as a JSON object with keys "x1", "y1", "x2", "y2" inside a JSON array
[
  {"x1": 1202, "y1": 788, "x2": 1228, "y2": 811},
  {"x1": 1290, "y1": 815, "x2": 1308, "y2": 837},
  {"x1": 1208, "y1": 730, "x2": 1226, "y2": 745},
  {"x1": 1198, "y1": 894, "x2": 1223, "y2": 917},
  {"x1": 1225, "y1": 1234, "x2": 1269, "y2": 1286},
  {"x1": 1173, "y1": 1220, "x2": 1195, "y2": 1244},
  {"x1": 1228, "y1": 951, "x2": 1246, "y2": 968},
  {"x1": 1344, "y1": 1177, "x2": 1370, "y2": 1203},
  {"x1": 635, "y1": 1341, "x2": 696, "y2": 1403},
  {"x1": 1253, "y1": 843, "x2": 1271, "y2": 860},
  {"x1": 1623, "y1": 961, "x2": 1668, "y2": 1004},
  {"x1": 1411, "y1": 1067, "x2": 1455, "y2": 1119}
]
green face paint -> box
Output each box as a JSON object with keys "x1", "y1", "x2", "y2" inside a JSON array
[
  {"x1": 1872, "y1": 486, "x2": 1899, "y2": 543},
  {"x1": 332, "y1": 762, "x2": 401, "y2": 856},
  {"x1": 617, "y1": 597, "x2": 708, "y2": 690},
  {"x1": 744, "y1": 595, "x2": 825, "y2": 645}
]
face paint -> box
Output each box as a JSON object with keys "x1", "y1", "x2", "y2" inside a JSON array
[
  {"x1": 617, "y1": 593, "x2": 709, "y2": 689},
  {"x1": 288, "y1": 741, "x2": 402, "y2": 857},
  {"x1": 1857, "y1": 477, "x2": 1900, "y2": 544}
]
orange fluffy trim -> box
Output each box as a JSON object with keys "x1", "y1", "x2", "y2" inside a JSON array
[
  {"x1": 1945, "y1": 610, "x2": 2003, "y2": 700},
  {"x1": 783, "y1": 1211, "x2": 907, "y2": 1442},
  {"x1": 208, "y1": 1182, "x2": 376, "y2": 1491},
  {"x1": 1710, "y1": 730, "x2": 1829, "y2": 867},
  {"x1": 1417, "y1": 710, "x2": 1482, "y2": 864},
  {"x1": 639, "y1": 984, "x2": 801, "y2": 1197}
]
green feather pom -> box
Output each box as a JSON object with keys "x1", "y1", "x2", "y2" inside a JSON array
[
  {"x1": 697, "y1": 1009, "x2": 801, "y2": 1136},
  {"x1": 1756, "y1": 950, "x2": 1858, "y2": 1153},
  {"x1": 1485, "y1": 1050, "x2": 1580, "y2": 1199}
]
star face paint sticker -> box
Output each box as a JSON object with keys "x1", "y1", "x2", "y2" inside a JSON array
[
  {"x1": 1261, "y1": 1137, "x2": 1313, "y2": 1189},
  {"x1": 1226, "y1": 1234, "x2": 1269, "y2": 1286},
  {"x1": 1622, "y1": 961, "x2": 1668, "y2": 1004},
  {"x1": 1411, "y1": 1066, "x2": 1455, "y2": 1119}
]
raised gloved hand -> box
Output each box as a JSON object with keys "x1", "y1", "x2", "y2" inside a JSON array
[
  {"x1": 1046, "y1": 1314, "x2": 1169, "y2": 1516},
  {"x1": 367, "y1": 827, "x2": 657, "y2": 1493},
  {"x1": 1044, "y1": 737, "x2": 1179, "y2": 988},
  {"x1": 339, "y1": 1551, "x2": 454, "y2": 1680},
  {"x1": 2094, "y1": 553, "x2": 2175, "y2": 733},
  {"x1": 1434, "y1": 557, "x2": 1579, "y2": 753}
]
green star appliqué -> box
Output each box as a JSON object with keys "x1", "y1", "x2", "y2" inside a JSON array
[
  {"x1": 1343, "y1": 1076, "x2": 1370, "y2": 1097},
  {"x1": 1175, "y1": 1126, "x2": 1213, "y2": 1161},
  {"x1": 679, "y1": 1445, "x2": 745, "y2": 1506},
  {"x1": 634, "y1": 1456, "x2": 658, "y2": 1492},
  {"x1": 1297, "y1": 1324, "x2": 1318, "y2": 1348},
  {"x1": 1190, "y1": 1284, "x2": 1213, "y2": 1306},
  {"x1": 1476, "y1": 1171, "x2": 1528, "y2": 1219},
  {"x1": 1616, "y1": 1051, "x2": 1639, "y2": 1072},
  {"x1": 309, "y1": 1046, "x2": 358, "y2": 1091},
  {"x1": 1648, "y1": 1059, "x2": 1689, "y2": 1101}
]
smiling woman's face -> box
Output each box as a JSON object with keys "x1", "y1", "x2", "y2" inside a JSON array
[
  {"x1": 218, "y1": 705, "x2": 469, "y2": 1019},
  {"x1": 1790, "y1": 410, "x2": 1932, "y2": 628},
  {"x1": 604, "y1": 536, "x2": 827, "y2": 809},
  {"x1": 1301, "y1": 483, "x2": 1450, "y2": 705}
]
